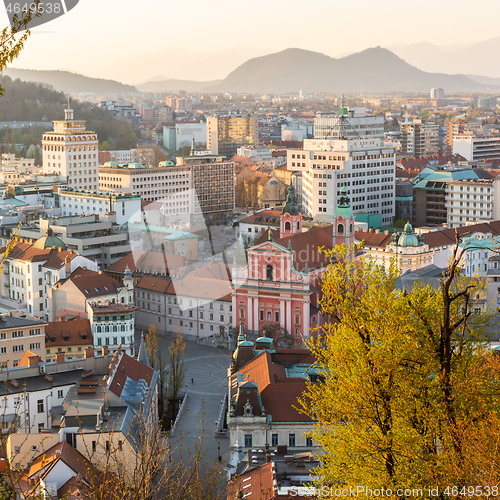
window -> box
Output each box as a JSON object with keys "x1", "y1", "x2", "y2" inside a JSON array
[
  {"x1": 220, "y1": 315, "x2": 224, "y2": 322},
  {"x1": 58, "y1": 390, "x2": 63, "y2": 399},
  {"x1": 38, "y1": 423, "x2": 44, "y2": 433},
  {"x1": 275, "y1": 311, "x2": 279, "y2": 322},
  {"x1": 37, "y1": 399, "x2": 44, "y2": 413},
  {"x1": 260, "y1": 310, "x2": 264, "y2": 321},
  {"x1": 306, "y1": 436, "x2": 313, "y2": 447},
  {"x1": 266, "y1": 264, "x2": 273, "y2": 280},
  {"x1": 29, "y1": 342, "x2": 41, "y2": 350},
  {"x1": 118, "y1": 440, "x2": 123, "y2": 451},
  {"x1": 289, "y1": 434, "x2": 296, "y2": 447},
  {"x1": 244, "y1": 434, "x2": 253, "y2": 447},
  {"x1": 97, "y1": 338, "x2": 102, "y2": 346},
  {"x1": 12, "y1": 330, "x2": 23, "y2": 338},
  {"x1": 92, "y1": 441, "x2": 96, "y2": 452},
  {"x1": 0, "y1": 347, "x2": 5, "y2": 354},
  {"x1": 272, "y1": 433, "x2": 278, "y2": 446}
]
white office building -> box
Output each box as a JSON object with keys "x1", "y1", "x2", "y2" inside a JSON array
[
  {"x1": 314, "y1": 107, "x2": 384, "y2": 140},
  {"x1": 59, "y1": 189, "x2": 142, "y2": 225},
  {"x1": 453, "y1": 129, "x2": 500, "y2": 162},
  {"x1": 287, "y1": 137, "x2": 396, "y2": 224},
  {"x1": 42, "y1": 109, "x2": 99, "y2": 191}
]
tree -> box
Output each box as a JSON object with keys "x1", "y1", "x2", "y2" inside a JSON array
[
  {"x1": 299, "y1": 240, "x2": 499, "y2": 493},
  {"x1": 168, "y1": 328, "x2": 187, "y2": 404},
  {"x1": 0, "y1": 2, "x2": 41, "y2": 102},
  {"x1": 146, "y1": 324, "x2": 168, "y2": 418}
]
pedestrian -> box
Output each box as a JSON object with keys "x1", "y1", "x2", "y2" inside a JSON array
[{"x1": 191, "y1": 378, "x2": 194, "y2": 384}]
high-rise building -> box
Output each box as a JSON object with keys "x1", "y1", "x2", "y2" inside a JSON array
[
  {"x1": 453, "y1": 128, "x2": 500, "y2": 161},
  {"x1": 153, "y1": 105, "x2": 172, "y2": 124},
  {"x1": 287, "y1": 136, "x2": 396, "y2": 225},
  {"x1": 314, "y1": 107, "x2": 384, "y2": 139},
  {"x1": 206, "y1": 115, "x2": 257, "y2": 157},
  {"x1": 430, "y1": 88, "x2": 445, "y2": 99},
  {"x1": 401, "y1": 118, "x2": 439, "y2": 158},
  {"x1": 42, "y1": 109, "x2": 99, "y2": 191}
]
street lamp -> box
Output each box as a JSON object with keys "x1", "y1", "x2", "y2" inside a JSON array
[{"x1": 218, "y1": 442, "x2": 221, "y2": 462}]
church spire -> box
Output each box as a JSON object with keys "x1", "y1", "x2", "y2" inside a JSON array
[{"x1": 190, "y1": 136, "x2": 196, "y2": 156}]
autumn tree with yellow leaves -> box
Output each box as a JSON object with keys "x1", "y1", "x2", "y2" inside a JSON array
[{"x1": 299, "y1": 240, "x2": 500, "y2": 497}]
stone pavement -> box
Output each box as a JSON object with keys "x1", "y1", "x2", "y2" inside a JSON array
[{"x1": 135, "y1": 331, "x2": 231, "y2": 465}]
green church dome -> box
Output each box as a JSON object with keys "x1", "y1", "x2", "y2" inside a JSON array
[
  {"x1": 33, "y1": 227, "x2": 67, "y2": 251},
  {"x1": 397, "y1": 222, "x2": 419, "y2": 247}
]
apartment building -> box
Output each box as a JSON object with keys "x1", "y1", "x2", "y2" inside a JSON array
[
  {"x1": 59, "y1": 188, "x2": 141, "y2": 225},
  {"x1": 287, "y1": 137, "x2": 395, "y2": 224},
  {"x1": 45, "y1": 318, "x2": 93, "y2": 362},
  {"x1": 207, "y1": 115, "x2": 257, "y2": 157},
  {"x1": 445, "y1": 178, "x2": 500, "y2": 228},
  {"x1": 412, "y1": 166, "x2": 493, "y2": 227},
  {"x1": 401, "y1": 119, "x2": 439, "y2": 158},
  {"x1": 314, "y1": 107, "x2": 384, "y2": 139},
  {"x1": 42, "y1": 108, "x2": 99, "y2": 191},
  {"x1": 48, "y1": 267, "x2": 134, "y2": 324},
  {"x1": 0, "y1": 312, "x2": 47, "y2": 369},
  {"x1": 0, "y1": 235, "x2": 97, "y2": 319}
]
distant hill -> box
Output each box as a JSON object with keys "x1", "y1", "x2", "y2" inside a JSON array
[
  {"x1": 4, "y1": 68, "x2": 137, "y2": 94},
  {"x1": 210, "y1": 47, "x2": 492, "y2": 94},
  {"x1": 389, "y1": 37, "x2": 500, "y2": 79},
  {"x1": 137, "y1": 78, "x2": 222, "y2": 93}
]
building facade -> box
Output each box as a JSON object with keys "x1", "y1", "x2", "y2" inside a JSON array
[
  {"x1": 42, "y1": 109, "x2": 99, "y2": 191},
  {"x1": 59, "y1": 188, "x2": 141, "y2": 225},
  {"x1": 207, "y1": 115, "x2": 257, "y2": 157},
  {"x1": 401, "y1": 119, "x2": 439, "y2": 158},
  {"x1": 287, "y1": 137, "x2": 395, "y2": 224},
  {"x1": 446, "y1": 178, "x2": 500, "y2": 228},
  {"x1": 0, "y1": 312, "x2": 47, "y2": 369}
]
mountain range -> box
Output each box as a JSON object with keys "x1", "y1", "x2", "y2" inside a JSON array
[
  {"x1": 388, "y1": 37, "x2": 500, "y2": 79},
  {"x1": 3, "y1": 68, "x2": 136, "y2": 94},
  {"x1": 4, "y1": 46, "x2": 498, "y2": 95},
  {"x1": 207, "y1": 47, "x2": 492, "y2": 94}
]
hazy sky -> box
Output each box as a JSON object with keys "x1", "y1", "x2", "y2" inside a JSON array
[{"x1": 3, "y1": 0, "x2": 500, "y2": 80}]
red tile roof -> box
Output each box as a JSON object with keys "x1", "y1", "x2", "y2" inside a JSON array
[
  {"x1": 256, "y1": 226, "x2": 333, "y2": 272},
  {"x1": 46, "y1": 319, "x2": 93, "y2": 347},
  {"x1": 108, "y1": 352, "x2": 155, "y2": 398},
  {"x1": 232, "y1": 350, "x2": 313, "y2": 424},
  {"x1": 106, "y1": 251, "x2": 145, "y2": 274},
  {"x1": 135, "y1": 275, "x2": 171, "y2": 293},
  {"x1": 62, "y1": 268, "x2": 124, "y2": 298}
]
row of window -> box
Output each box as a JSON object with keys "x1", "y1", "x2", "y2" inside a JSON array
[
  {"x1": 243, "y1": 433, "x2": 313, "y2": 448},
  {"x1": 96, "y1": 336, "x2": 129, "y2": 346}
]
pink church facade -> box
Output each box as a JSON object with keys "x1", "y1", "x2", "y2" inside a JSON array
[{"x1": 232, "y1": 185, "x2": 355, "y2": 344}]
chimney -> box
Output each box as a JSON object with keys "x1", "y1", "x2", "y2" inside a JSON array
[
  {"x1": 102, "y1": 346, "x2": 108, "y2": 356},
  {"x1": 84, "y1": 348, "x2": 94, "y2": 359},
  {"x1": 56, "y1": 353, "x2": 65, "y2": 363},
  {"x1": 65, "y1": 254, "x2": 71, "y2": 273},
  {"x1": 10, "y1": 379, "x2": 18, "y2": 387},
  {"x1": 45, "y1": 374, "x2": 53, "y2": 382},
  {"x1": 375, "y1": 229, "x2": 380, "y2": 234},
  {"x1": 28, "y1": 355, "x2": 41, "y2": 367},
  {"x1": 108, "y1": 364, "x2": 114, "y2": 376},
  {"x1": 117, "y1": 345, "x2": 122, "y2": 354}
]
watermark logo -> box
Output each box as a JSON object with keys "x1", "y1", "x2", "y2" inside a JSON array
[{"x1": 5, "y1": 0, "x2": 79, "y2": 31}]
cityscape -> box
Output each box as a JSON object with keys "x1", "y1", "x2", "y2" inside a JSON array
[{"x1": 1, "y1": 1, "x2": 500, "y2": 499}]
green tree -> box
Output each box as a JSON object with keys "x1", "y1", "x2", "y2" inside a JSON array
[{"x1": 299, "y1": 241, "x2": 499, "y2": 493}]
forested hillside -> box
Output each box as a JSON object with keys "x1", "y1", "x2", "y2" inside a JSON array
[{"x1": 0, "y1": 77, "x2": 138, "y2": 152}]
